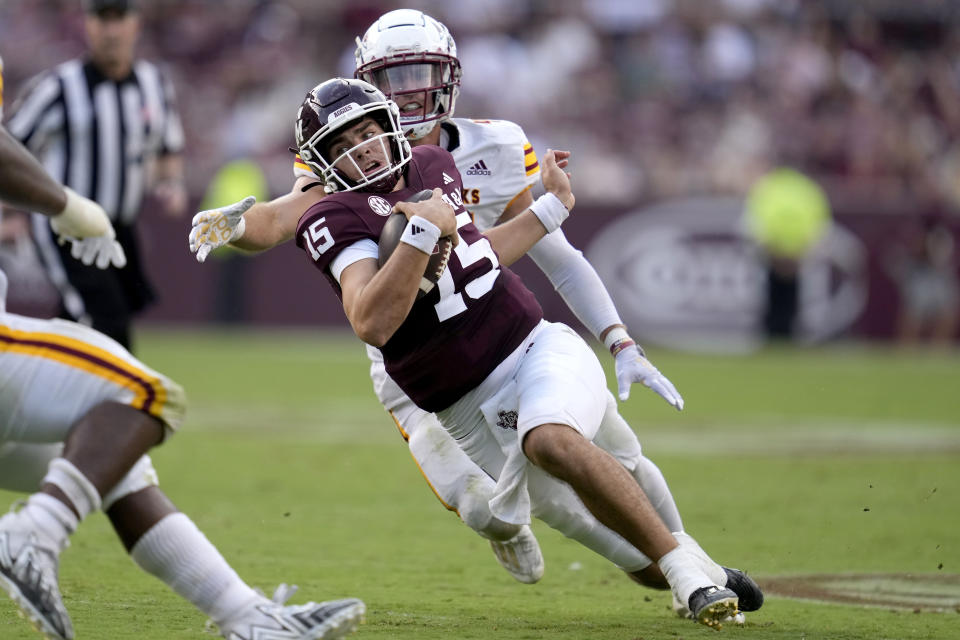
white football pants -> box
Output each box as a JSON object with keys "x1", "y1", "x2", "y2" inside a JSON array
[
  {"x1": 0, "y1": 311, "x2": 184, "y2": 496},
  {"x1": 369, "y1": 321, "x2": 683, "y2": 570}
]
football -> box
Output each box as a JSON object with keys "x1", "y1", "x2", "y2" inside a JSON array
[{"x1": 378, "y1": 189, "x2": 453, "y2": 299}]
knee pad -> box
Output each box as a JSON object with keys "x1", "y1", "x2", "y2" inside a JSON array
[{"x1": 102, "y1": 454, "x2": 159, "y2": 511}]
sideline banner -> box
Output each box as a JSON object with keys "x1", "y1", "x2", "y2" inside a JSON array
[
  {"x1": 582, "y1": 197, "x2": 867, "y2": 353},
  {"x1": 5, "y1": 197, "x2": 956, "y2": 349}
]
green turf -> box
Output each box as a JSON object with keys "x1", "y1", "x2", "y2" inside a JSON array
[{"x1": 1, "y1": 329, "x2": 958, "y2": 639}]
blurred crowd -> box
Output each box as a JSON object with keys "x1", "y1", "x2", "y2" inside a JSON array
[{"x1": 2, "y1": 0, "x2": 959, "y2": 212}]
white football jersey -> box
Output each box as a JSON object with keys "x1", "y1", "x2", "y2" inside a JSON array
[
  {"x1": 442, "y1": 118, "x2": 540, "y2": 229},
  {"x1": 293, "y1": 117, "x2": 540, "y2": 230}
]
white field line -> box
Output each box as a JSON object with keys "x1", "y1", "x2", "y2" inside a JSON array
[
  {"x1": 181, "y1": 404, "x2": 960, "y2": 454},
  {"x1": 639, "y1": 422, "x2": 960, "y2": 455}
]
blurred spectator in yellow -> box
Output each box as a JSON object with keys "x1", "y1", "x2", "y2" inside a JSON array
[
  {"x1": 199, "y1": 159, "x2": 268, "y2": 324},
  {"x1": 744, "y1": 167, "x2": 831, "y2": 339}
]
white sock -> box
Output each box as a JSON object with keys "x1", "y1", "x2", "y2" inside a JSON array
[
  {"x1": 674, "y1": 531, "x2": 728, "y2": 586},
  {"x1": 20, "y1": 492, "x2": 78, "y2": 552},
  {"x1": 130, "y1": 513, "x2": 260, "y2": 624},
  {"x1": 658, "y1": 546, "x2": 714, "y2": 606}
]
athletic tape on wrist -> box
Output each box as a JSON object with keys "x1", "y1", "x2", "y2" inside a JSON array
[
  {"x1": 58, "y1": 187, "x2": 112, "y2": 238},
  {"x1": 529, "y1": 192, "x2": 569, "y2": 234},
  {"x1": 231, "y1": 216, "x2": 246, "y2": 243},
  {"x1": 602, "y1": 327, "x2": 629, "y2": 350},
  {"x1": 43, "y1": 457, "x2": 102, "y2": 518},
  {"x1": 604, "y1": 327, "x2": 644, "y2": 358},
  {"x1": 400, "y1": 215, "x2": 441, "y2": 255}
]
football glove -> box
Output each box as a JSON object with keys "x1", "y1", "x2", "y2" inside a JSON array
[
  {"x1": 189, "y1": 196, "x2": 255, "y2": 263},
  {"x1": 68, "y1": 236, "x2": 127, "y2": 269},
  {"x1": 67, "y1": 235, "x2": 127, "y2": 270},
  {"x1": 615, "y1": 344, "x2": 684, "y2": 410}
]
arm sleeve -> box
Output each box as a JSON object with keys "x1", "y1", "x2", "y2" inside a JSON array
[{"x1": 525, "y1": 228, "x2": 623, "y2": 340}]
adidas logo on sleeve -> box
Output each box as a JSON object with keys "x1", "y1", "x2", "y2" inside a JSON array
[{"x1": 466, "y1": 159, "x2": 492, "y2": 176}]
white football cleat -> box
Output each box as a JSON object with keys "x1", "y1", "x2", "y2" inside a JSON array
[
  {"x1": 0, "y1": 509, "x2": 73, "y2": 640},
  {"x1": 488, "y1": 525, "x2": 545, "y2": 584},
  {"x1": 218, "y1": 584, "x2": 364, "y2": 640}
]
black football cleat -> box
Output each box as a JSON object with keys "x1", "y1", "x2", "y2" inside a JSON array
[
  {"x1": 688, "y1": 585, "x2": 739, "y2": 630},
  {"x1": 723, "y1": 567, "x2": 763, "y2": 612}
]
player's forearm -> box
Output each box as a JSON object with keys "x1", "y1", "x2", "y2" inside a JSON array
[
  {"x1": 526, "y1": 230, "x2": 623, "y2": 340},
  {"x1": 488, "y1": 189, "x2": 571, "y2": 266},
  {"x1": 485, "y1": 210, "x2": 547, "y2": 266},
  {"x1": 233, "y1": 184, "x2": 319, "y2": 251},
  {"x1": 347, "y1": 246, "x2": 429, "y2": 346},
  {"x1": 0, "y1": 127, "x2": 67, "y2": 215},
  {"x1": 231, "y1": 200, "x2": 297, "y2": 251}
]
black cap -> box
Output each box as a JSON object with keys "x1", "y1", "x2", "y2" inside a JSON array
[{"x1": 84, "y1": 0, "x2": 136, "y2": 15}]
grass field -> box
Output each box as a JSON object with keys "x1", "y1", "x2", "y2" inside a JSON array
[{"x1": 2, "y1": 329, "x2": 958, "y2": 639}]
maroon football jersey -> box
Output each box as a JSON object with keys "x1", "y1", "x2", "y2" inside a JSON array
[{"x1": 295, "y1": 145, "x2": 543, "y2": 412}]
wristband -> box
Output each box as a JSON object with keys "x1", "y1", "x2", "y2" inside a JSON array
[
  {"x1": 230, "y1": 216, "x2": 247, "y2": 243},
  {"x1": 400, "y1": 215, "x2": 441, "y2": 255},
  {"x1": 604, "y1": 327, "x2": 643, "y2": 357},
  {"x1": 529, "y1": 192, "x2": 569, "y2": 234}
]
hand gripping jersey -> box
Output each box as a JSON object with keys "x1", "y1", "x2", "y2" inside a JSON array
[
  {"x1": 294, "y1": 118, "x2": 540, "y2": 231},
  {"x1": 295, "y1": 145, "x2": 543, "y2": 412},
  {"x1": 440, "y1": 118, "x2": 540, "y2": 229}
]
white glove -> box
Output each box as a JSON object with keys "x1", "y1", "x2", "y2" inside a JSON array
[
  {"x1": 50, "y1": 187, "x2": 112, "y2": 239},
  {"x1": 189, "y1": 196, "x2": 255, "y2": 263},
  {"x1": 68, "y1": 235, "x2": 127, "y2": 269},
  {"x1": 615, "y1": 344, "x2": 684, "y2": 410}
]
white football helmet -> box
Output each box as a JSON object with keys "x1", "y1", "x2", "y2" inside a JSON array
[
  {"x1": 295, "y1": 78, "x2": 412, "y2": 194},
  {"x1": 355, "y1": 9, "x2": 462, "y2": 141}
]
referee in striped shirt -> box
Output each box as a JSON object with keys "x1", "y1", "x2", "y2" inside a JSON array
[{"x1": 6, "y1": 0, "x2": 186, "y2": 350}]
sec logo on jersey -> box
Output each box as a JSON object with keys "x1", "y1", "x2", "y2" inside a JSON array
[{"x1": 368, "y1": 195, "x2": 392, "y2": 216}]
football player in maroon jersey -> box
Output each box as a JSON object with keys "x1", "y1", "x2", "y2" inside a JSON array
[{"x1": 290, "y1": 77, "x2": 758, "y2": 629}]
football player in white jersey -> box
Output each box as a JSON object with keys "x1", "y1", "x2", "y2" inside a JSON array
[
  {"x1": 189, "y1": 10, "x2": 761, "y2": 621},
  {"x1": 0, "y1": 57, "x2": 365, "y2": 640}
]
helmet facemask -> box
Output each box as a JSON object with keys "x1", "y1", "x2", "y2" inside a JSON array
[
  {"x1": 296, "y1": 92, "x2": 412, "y2": 194},
  {"x1": 354, "y1": 10, "x2": 462, "y2": 141},
  {"x1": 356, "y1": 52, "x2": 461, "y2": 141}
]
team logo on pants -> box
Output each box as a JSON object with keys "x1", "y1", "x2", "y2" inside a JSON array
[{"x1": 496, "y1": 410, "x2": 518, "y2": 431}]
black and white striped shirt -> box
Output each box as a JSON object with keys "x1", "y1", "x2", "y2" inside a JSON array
[{"x1": 6, "y1": 57, "x2": 183, "y2": 226}]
